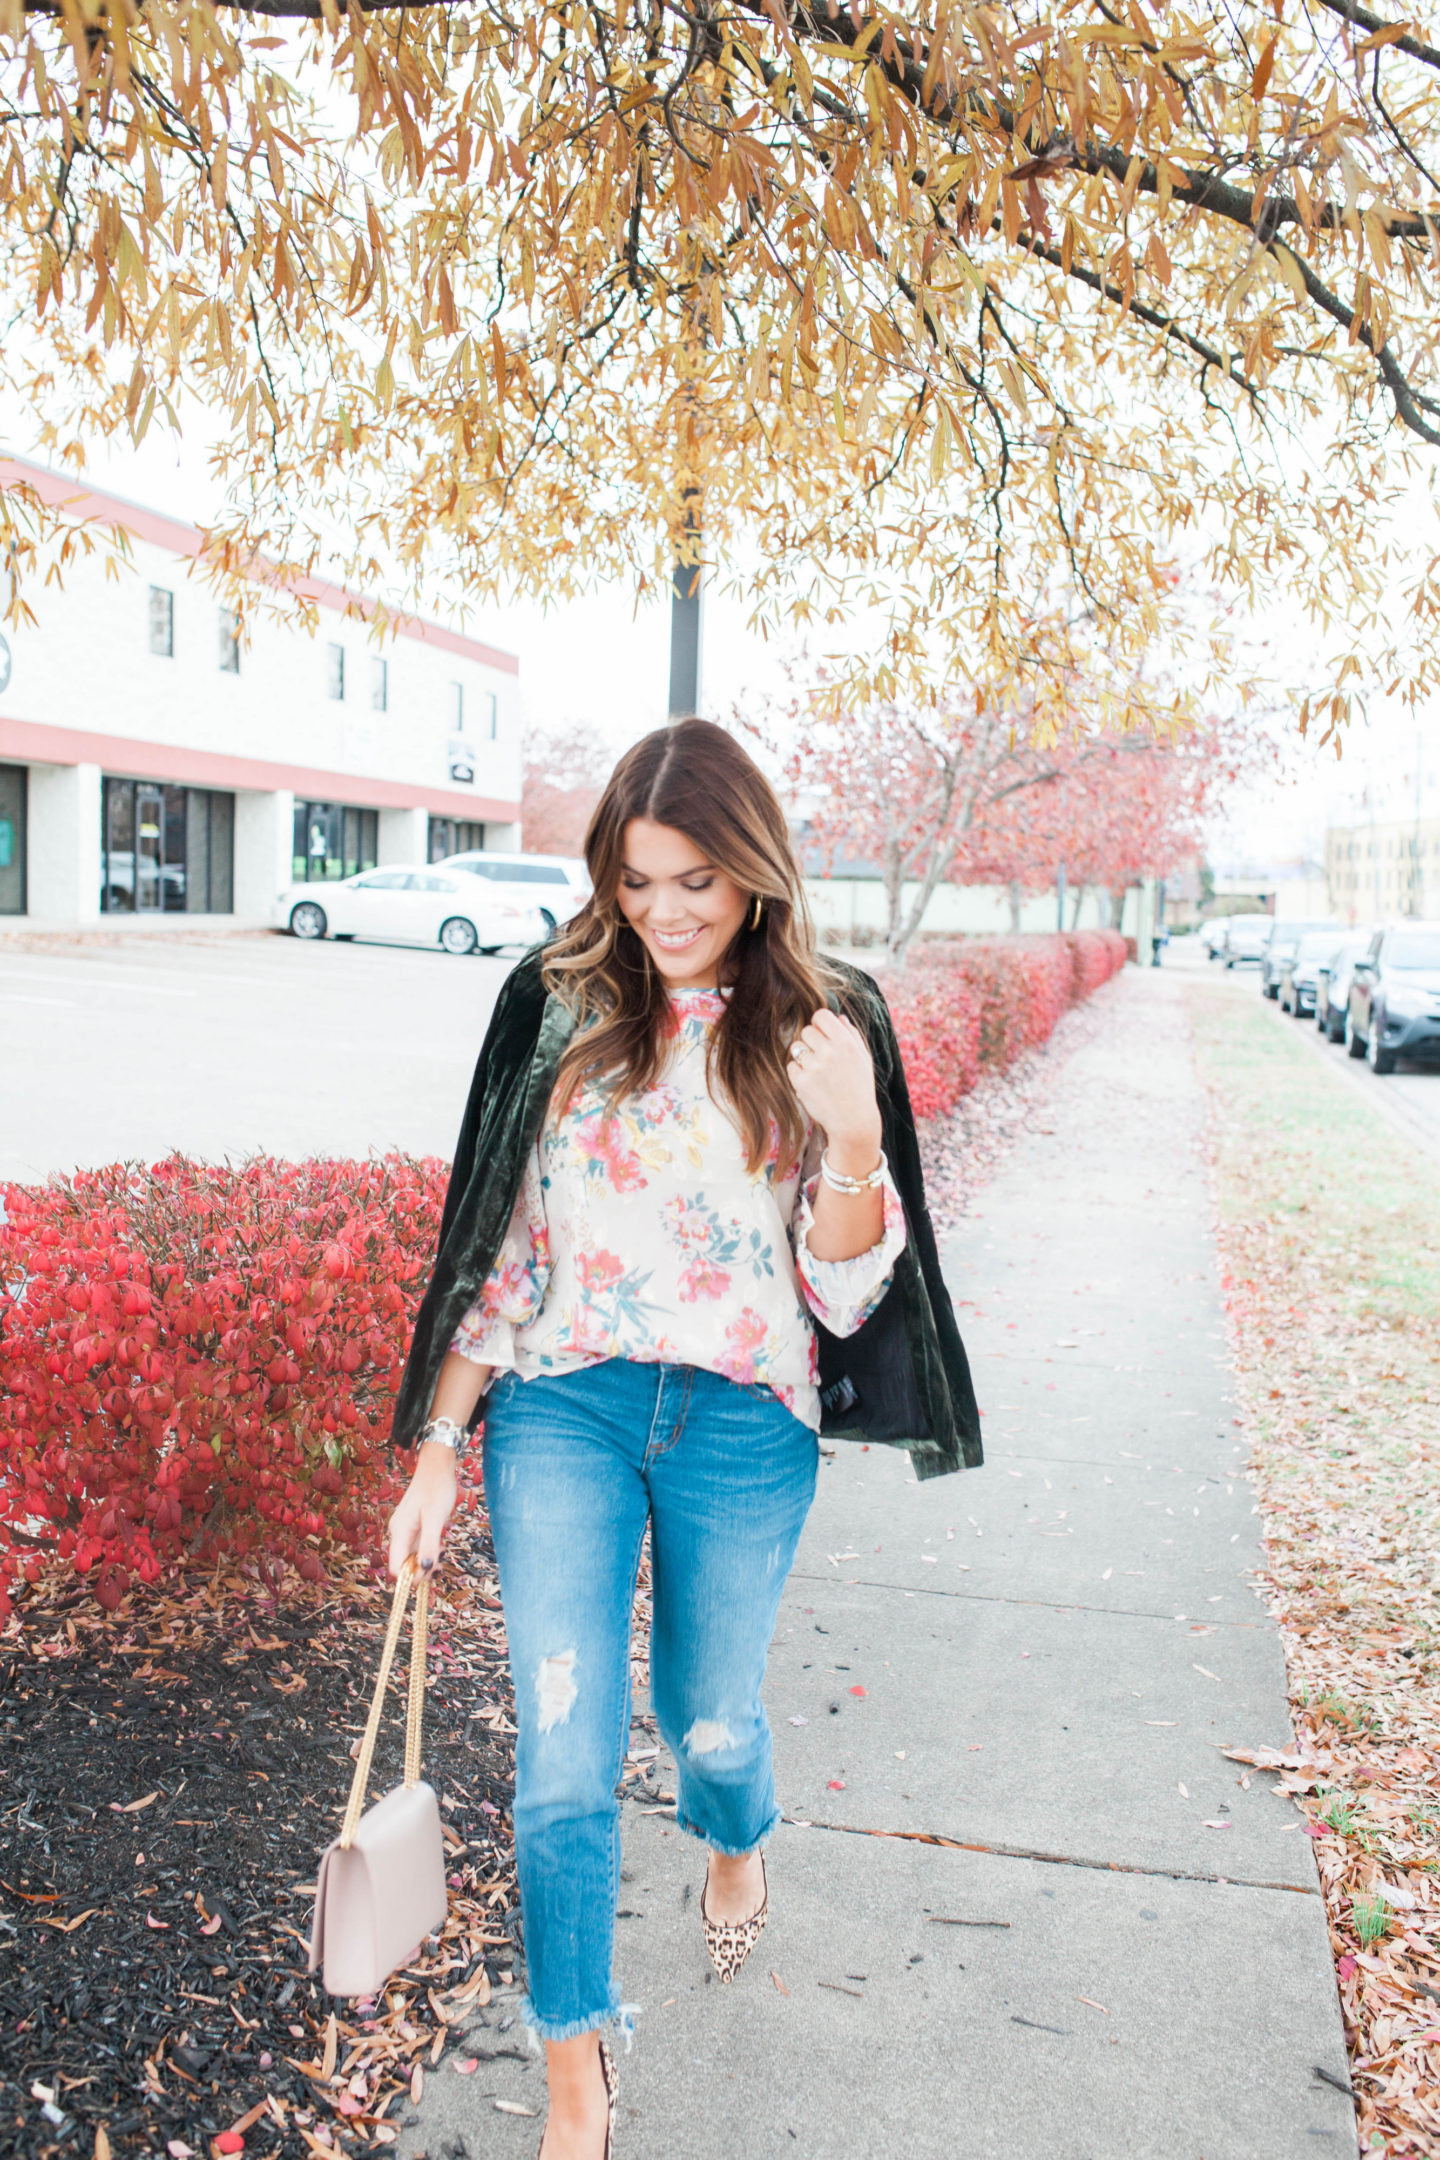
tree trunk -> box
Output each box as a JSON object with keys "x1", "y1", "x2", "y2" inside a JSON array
[
  {"x1": 1109, "y1": 887, "x2": 1128, "y2": 931},
  {"x1": 1070, "y1": 881, "x2": 1087, "y2": 930},
  {"x1": 1007, "y1": 880, "x2": 1022, "y2": 933},
  {"x1": 881, "y1": 837, "x2": 905, "y2": 959}
]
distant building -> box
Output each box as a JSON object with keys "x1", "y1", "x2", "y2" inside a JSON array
[
  {"x1": 1325, "y1": 816, "x2": 1440, "y2": 923},
  {"x1": 1207, "y1": 858, "x2": 1329, "y2": 921},
  {"x1": 0, "y1": 456, "x2": 522, "y2": 923}
]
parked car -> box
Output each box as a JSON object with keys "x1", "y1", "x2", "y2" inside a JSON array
[
  {"x1": 272, "y1": 866, "x2": 547, "y2": 954},
  {"x1": 1345, "y1": 922, "x2": 1440, "y2": 1073},
  {"x1": 438, "y1": 850, "x2": 591, "y2": 932},
  {"x1": 1315, "y1": 936, "x2": 1372, "y2": 1040},
  {"x1": 1278, "y1": 930, "x2": 1351, "y2": 1018},
  {"x1": 1220, "y1": 914, "x2": 1274, "y2": 967},
  {"x1": 1200, "y1": 917, "x2": 1233, "y2": 959},
  {"x1": 1260, "y1": 919, "x2": 1337, "y2": 999}
]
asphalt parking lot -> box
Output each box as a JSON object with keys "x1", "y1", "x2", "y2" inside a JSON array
[{"x1": 1, "y1": 928, "x2": 517, "y2": 1183}]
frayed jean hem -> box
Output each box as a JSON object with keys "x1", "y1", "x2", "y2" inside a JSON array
[
  {"x1": 519, "y1": 1996, "x2": 641, "y2": 2051},
  {"x1": 673, "y1": 1802, "x2": 782, "y2": 1857}
]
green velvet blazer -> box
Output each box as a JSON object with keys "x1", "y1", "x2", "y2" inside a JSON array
[{"x1": 392, "y1": 952, "x2": 982, "y2": 1481}]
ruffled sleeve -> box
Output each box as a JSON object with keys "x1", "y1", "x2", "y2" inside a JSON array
[
  {"x1": 448, "y1": 1147, "x2": 551, "y2": 1380},
  {"x1": 790, "y1": 1139, "x2": 907, "y2": 1338}
]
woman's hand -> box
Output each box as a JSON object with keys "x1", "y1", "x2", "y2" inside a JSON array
[
  {"x1": 787, "y1": 1009, "x2": 883, "y2": 1172},
  {"x1": 386, "y1": 1354, "x2": 491, "y2": 1578},
  {"x1": 387, "y1": 1443, "x2": 460, "y2": 1579}
]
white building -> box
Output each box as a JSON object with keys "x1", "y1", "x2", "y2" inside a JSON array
[
  {"x1": 0, "y1": 455, "x2": 522, "y2": 925},
  {"x1": 1326, "y1": 815, "x2": 1440, "y2": 923}
]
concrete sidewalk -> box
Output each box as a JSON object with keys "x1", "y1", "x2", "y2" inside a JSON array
[{"x1": 403, "y1": 967, "x2": 1354, "y2": 2160}]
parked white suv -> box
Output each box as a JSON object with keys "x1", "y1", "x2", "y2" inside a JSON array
[{"x1": 437, "y1": 851, "x2": 591, "y2": 932}]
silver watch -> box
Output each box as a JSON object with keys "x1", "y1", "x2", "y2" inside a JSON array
[{"x1": 417, "y1": 1414, "x2": 468, "y2": 1453}]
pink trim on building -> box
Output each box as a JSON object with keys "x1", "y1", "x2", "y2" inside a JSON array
[
  {"x1": 0, "y1": 714, "x2": 518, "y2": 821},
  {"x1": 0, "y1": 454, "x2": 519, "y2": 676}
]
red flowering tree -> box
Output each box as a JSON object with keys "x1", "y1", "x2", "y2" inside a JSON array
[
  {"x1": 788, "y1": 697, "x2": 1248, "y2": 958},
  {"x1": 522, "y1": 724, "x2": 614, "y2": 857},
  {"x1": 968, "y1": 729, "x2": 1226, "y2": 931},
  {"x1": 785, "y1": 698, "x2": 1074, "y2": 962}
]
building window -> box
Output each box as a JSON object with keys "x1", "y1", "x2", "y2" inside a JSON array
[
  {"x1": 218, "y1": 608, "x2": 240, "y2": 674},
  {"x1": 447, "y1": 682, "x2": 463, "y2": 731},
  {"x1": 482, "y1": 690, "x2": 498, "y2": 741},
  {"x1": 327, "y1": 642, "x2": 345, "y2": 700},
  {"x1": 101, "y1": 777, "x2": 234, "y2": 914},
  {"x1": 371, "y1": 656, "x2": 388, "y2": 713},
  {"x1": 149, "y1": 587, "x2": 174, "y2": 658},
  {"x1": 0, "y1": 763, "x2": 26, "y2": 916},
  {"x1": 428, "y1": 817, "x2": 486, "y2": 862},
  {"x1": 292, "y1": 800, "x2": 379, "y2": 882}
]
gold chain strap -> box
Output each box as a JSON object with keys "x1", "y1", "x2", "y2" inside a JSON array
[{"x1": 339, "y1": 1556, "x2": 431, "y2": 1850}]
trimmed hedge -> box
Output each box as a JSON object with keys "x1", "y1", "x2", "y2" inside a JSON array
[
  {"x1": 0, "y1": 932, "x2": 1126, "y2": 1608},
  {"x1": 0, "y1": 1156, "x2": 438, "y2": 1614},
  {"x1": 884, "y1": 930, "x2": 1128, "y2": 1121}
]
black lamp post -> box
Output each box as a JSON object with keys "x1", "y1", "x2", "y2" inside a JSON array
[{"x1": 668, "y1": 556, "x2": 702, "y2": 719}]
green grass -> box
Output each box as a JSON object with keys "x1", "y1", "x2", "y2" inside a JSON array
[
  {"x1": 1350, "y1": 1892, "x2": 1394, "y2": 1948},
  {"x1": 1187, "y1": 984, "x2": 1440, "y2": 1292}
]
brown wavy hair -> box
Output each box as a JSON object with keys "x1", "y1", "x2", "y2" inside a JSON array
[{"x1": 543, "y1": 718, "x2": 836, "y2": 1174}]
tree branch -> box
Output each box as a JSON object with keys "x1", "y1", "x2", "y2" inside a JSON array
[{"x1": 1308, "y1": 0, "x2": 1440, "y2": 72}]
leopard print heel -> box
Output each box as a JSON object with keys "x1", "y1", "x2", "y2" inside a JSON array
[
  {"x1": 598, "y1": 2037, "x2": 618, "y2": 2157},
  {"x1": 701, "y1": 1855, "x2": 769, "y2": 1984}
]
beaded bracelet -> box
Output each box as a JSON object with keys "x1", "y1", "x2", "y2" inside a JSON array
[{"x1": 819, "y1": 1146, "x2": 888, "y2": 1195}]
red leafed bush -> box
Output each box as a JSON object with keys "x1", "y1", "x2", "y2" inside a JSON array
[
  {"x1": 0, "y1": 1154, "x2": 447, "y2": 1615},
  {"x1": 886, "y1": 930, "x2": 1127, "y2": 1121}
]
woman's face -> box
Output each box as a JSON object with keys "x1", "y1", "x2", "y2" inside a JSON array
[{"x1": 615, "y1": 819, "x2": 749, "y2": 989}]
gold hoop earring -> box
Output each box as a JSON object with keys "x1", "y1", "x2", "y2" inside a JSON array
[{"x1": 750, "y1": 893, "x2": 764, "y2": 931}]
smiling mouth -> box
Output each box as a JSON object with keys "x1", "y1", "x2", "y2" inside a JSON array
[{"x1": 650, "y1": 926, "x2": 704, "y2": 950}]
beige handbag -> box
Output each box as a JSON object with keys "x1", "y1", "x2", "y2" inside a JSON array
[{"x1": 308, "y1": 1556, "x2": 448, "y2": 1998}]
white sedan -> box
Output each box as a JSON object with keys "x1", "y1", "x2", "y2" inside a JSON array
[{"x1": 272, "y1": 867, "x2": 547, "y2": 955}]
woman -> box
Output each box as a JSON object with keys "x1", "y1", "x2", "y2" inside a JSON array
[{"x1": 388, "y1": 719, "x2": 979, "y2": 2160}]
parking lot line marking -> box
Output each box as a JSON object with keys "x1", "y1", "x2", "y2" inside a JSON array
[{"x1": 0, "y1": 967, "x2": 196, "y2": 1000}]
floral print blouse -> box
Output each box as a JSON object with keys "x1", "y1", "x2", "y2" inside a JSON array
[{"x1": 449, "y1": 986, "x2": 907, "y2": 1429}]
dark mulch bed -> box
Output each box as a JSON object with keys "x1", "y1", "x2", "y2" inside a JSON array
[{"x1": 0, "y1": 1518, "x2": 523, "y2": 2160}]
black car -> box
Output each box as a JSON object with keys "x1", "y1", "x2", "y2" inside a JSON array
[
  {"x1": 1260, "y1": 919, "x2": 1337, "y2": 999},
  {"x1": 1345, "y1": 923, "x2": 1440, "y2": 1073},
  {"x1": 1279, "y1": 930, "x2": 1350, "y2": 1018}
]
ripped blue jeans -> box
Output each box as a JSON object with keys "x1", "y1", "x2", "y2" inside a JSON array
[{"x1": 481, "y1": 1359, "x2": 818, "y2": 2044}]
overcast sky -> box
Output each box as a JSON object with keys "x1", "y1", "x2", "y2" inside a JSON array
[{"x1": 6, "y1": 409, "x2": 1434, "y2": 871}]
